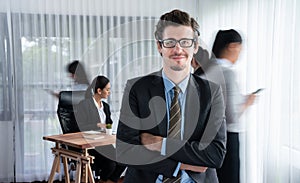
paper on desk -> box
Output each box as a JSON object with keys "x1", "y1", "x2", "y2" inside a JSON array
[
  {"x1": 83, "y1": 130, "x2": 102, "y2": 135},
  {"x1": 83, "y1": 134, "x2": 105, "y2": 140}
]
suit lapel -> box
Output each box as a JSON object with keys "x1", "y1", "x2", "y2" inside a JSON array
[
  {"x1": 148, "y1": 71, "x2": 168, "y2": 136},
  {"x1": 184, "y1": 76, "x2": 201, "y2": 139}
]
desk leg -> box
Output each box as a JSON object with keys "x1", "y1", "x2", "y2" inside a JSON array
[
  {"x1": 81, "y1": 149, "x2": 89, "y2": 183},
  {"x1": 82, "y1": 163, "x2": 88, "y2": 183},
  {"x1": 48, "y1": 154, "x2": 60, "y2": 183},
  {"x1": 75, "y1": 159, "x2": 82, "y2": 183},
  {"x1": 62, "y1": 157, "x2": 70, "y2": 183},
  {"x1": 87, "y1": 163, "x2": 95, "y2": 183}
]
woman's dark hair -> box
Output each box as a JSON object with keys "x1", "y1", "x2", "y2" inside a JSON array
[
  {"x1": 89, "y1": 75, "x2": 110, "y2": 94},
  {"x1": 211, "y1": 29, "x2": 242, "y2": 58},
  {"x1": 154, "y1": 9, "x2": 200, "y2": 42},
  {"x1": 67, "y1": 60, "x2": 89, "y2": 85}
]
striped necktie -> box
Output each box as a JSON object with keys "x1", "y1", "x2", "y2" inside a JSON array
[
  {"x1": 163, "y1": 86, "x2": 182, "y2": 183},
  {"x1": 168, "y1": 86, "x2": 181, "y2": 139}
]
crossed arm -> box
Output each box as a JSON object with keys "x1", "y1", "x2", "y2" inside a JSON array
[{"x1": 140, "y1": 133, "x2": 208, "y2": 173}]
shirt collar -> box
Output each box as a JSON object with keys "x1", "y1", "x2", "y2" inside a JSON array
[
  {"x1": 92, "y1": 97, "x2": 102, "y2": 109},
  {"x1": 162, "y1": 70, "x2": 190, "y2": 94}
]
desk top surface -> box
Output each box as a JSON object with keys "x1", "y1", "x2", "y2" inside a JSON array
[{"x1": 43, "y1": 131, "x2": 116, "y2": 149}]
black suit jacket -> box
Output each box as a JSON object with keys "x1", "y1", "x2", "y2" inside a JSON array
[
  {"x1": 75, "y1": 97, "x2": 113, "y2": 131},
  {"x1": 116, "y1": 71, "x2": 226, "y2": 183}
]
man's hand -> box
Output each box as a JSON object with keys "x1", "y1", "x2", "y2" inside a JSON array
[
  {"x1": 180, "y1": 163, "x2": 208, "y2": 173},
  {"x1": 140, "y1": 133, "x2": 163, "y2": 152}
]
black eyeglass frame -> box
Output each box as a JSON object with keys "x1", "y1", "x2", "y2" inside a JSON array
[{"x1": 158, "y1": 38, "x2": 196, "y2": 48}]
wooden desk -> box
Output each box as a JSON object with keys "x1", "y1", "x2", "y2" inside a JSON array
[{"x1": 43, "y1": 132, "x2": 116, "y2": 183}]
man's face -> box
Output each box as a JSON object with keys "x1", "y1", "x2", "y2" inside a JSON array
[{"x1": 157, "y1": 25, "x2": 198, "y2": 72}]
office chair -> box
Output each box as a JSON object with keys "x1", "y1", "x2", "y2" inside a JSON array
[
  {"x1": 57, "y1": 91, "x2": 85, "y2": 134},
  {"x1": 57, "y1": 90, "x2": 102, "y2": 180}
]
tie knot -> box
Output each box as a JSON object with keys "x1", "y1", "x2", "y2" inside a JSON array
[{"x1": 173, "y1": 86, "x2": 180, "y2": 95}]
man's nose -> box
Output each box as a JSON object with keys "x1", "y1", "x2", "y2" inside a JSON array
[{"x1": 173, "y1": 42, "x2": 183, "y2": 52}]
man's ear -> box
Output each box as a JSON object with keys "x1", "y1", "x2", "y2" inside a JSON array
[
  {"x1": 156, "y1": 41, "x2": 163, "y2": 56},
  {"x1": 193, "y1": 43, "x2": 199, "y2": 54}
]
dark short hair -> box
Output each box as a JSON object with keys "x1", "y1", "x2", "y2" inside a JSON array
[
  {"x1": 154, "y1": 9, "x2": 200, "y2": 42},
  {"x1": 67, "y1": 60, "x2": 79, "y2": 74},
  {"x1": 212, "y1": 29, "x2": 242, "y2": 58},
  {"x1": 67, "y1": 60, "x2": 89, "y2": 85}
]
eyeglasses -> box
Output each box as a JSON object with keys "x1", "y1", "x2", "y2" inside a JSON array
[{"x1": 159, "y1": 38, "x2": 195, "y2": 48}]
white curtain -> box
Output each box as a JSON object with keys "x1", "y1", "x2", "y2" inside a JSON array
[
  {"x1": 198, "y1": 0, "x2": 300, "y2": 183},
  {"x1": 0, "y1": 0, "x2": 299, "y2": 182}
]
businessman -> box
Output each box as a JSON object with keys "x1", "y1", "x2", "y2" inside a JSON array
[{"x1": 117, "y1": 9, "x2": 226, "y2": 183}]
